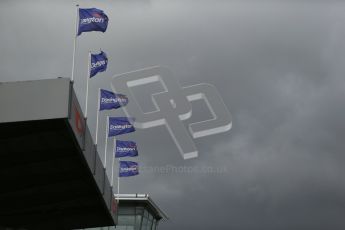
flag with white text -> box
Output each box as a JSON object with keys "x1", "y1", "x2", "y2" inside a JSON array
[{"x1": 78, "y1": 8, "x2": 108, "y2": 36}]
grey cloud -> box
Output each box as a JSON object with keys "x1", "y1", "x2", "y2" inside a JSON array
[{"x1": 1, "y1": 1, "x2": 345, "y2": 229}]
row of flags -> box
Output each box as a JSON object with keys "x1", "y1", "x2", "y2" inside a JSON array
[
  {"x1": 99, "y1": 89, "x2": 139, "y2": 177},
  {"x1": 78, "y1": 8, "x2": 109, "y2": 78},
  {"x1": 76, "y1": 7, "x2": 140, "y2": 179},
  {"x1": 76, "y1": 7, "x2": 109, "y2": 117}
]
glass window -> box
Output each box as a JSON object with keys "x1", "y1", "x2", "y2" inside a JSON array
[
  {"x1": 141, "y1": 210, "x2": 149, "y2": 230},
  {"x1": 147, "y1": 213, "x2": 154, "y2": 230},
  {"x1": 119, "y1": 207, "x2": 135, "y2": 215},
  {"x1": 151, "y1": 219, "x2": 157, "y2": 230},
  {"x1": 118, "y1": 214, "x2": 135, "y2": 226}
]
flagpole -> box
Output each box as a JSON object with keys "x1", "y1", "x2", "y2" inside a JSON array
[
  {"x1": 85, "y1": 51, "x2": 91, "y2": 118},
  {"x1": 104, "y1": 116, "x2": 109, "y2": 166},
  {"x1": 95, "y1": 88, "x2": 100, "y2": 145},
  {"x1": 117, "y1": 164, "x2": 120, "y2": 198},
  {"x1": 71, "y1": 4, "x2": 79, "y2": 82},
  {"x1": 111, "y1": 138, "x2": 116, "y2": 187}
]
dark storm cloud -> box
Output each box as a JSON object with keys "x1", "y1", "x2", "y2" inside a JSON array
[{"x1": 1, "y1": 1, "x2": 345, "y2": 229}]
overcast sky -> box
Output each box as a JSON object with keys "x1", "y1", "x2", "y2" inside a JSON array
[{"x1": 2, "y1": 0, "x2": 345, "y2": 229}]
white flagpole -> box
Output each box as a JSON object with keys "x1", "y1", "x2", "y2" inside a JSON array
[
  {"x1": 117, "y1": 166, "x2": 120, "y2": 198},
  {"x1": 85, "y1": 51, "x2": 91, "y2": 118},
  {"x1": 71, "y1": 4, "x2": 79, "y2": 82},
  {"x1": 111, "y1": 139, "x2": 116, "y2": 186},
  {"x1": 104, "y1": 116, "x2": 109, "y2": 166},
  {"x1": 95, "y1": 88, "x2": 101, "y2": 145}
]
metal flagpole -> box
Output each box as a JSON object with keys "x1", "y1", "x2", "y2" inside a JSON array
[
  {"x1": 117, "y1": 166, "x2": 120, "y2": 198},
  {"x1": 117, "y1": 157, "x2": 120, "y2": 199},
  {"x1": 95, "y1": 88, "x2": 100, "y2": 145},
  {"x1": 111, "y1": 139, "x2": 116, "y2": 186},
  {"x1": 71, "y1": 4, "x2": 79, "y2": 82},
  {"x1": 85, "y1": 51, "x2": 91, "y2": 118},
  {"x1": 104, "y1": 116, "x2": 109, "y2": 166}
]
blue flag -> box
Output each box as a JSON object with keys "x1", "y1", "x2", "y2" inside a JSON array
[
  {"x1": 115, "y1": 140, "x2": 138, "y2": 158},
  {"x1": 100, "y1": 89, "x2": 128, "y2": 110},
  {"x1": 78, "y1": 8, "x2": 108, "y2": 36},
  {"x1": 119, "y1": 161, "x2": 139, "y2": 177},
  {"x1": 90, "y1": 51, "x2": 108, "y2": 78},
  {"x1": 108, "y1": 117, "x2": 135, "y2": 137}
]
